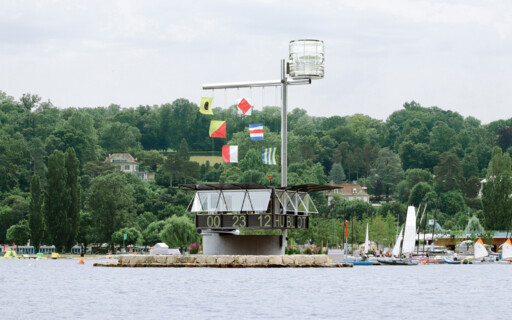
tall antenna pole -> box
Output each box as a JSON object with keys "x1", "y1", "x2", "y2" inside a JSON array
[{"x1": 281, "y1": 59, "x2": 287, "y2": 187}]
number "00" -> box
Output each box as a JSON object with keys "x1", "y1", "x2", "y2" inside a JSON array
[{"x1": 207, "y1": 215, "x2": 221, "y2": 228}]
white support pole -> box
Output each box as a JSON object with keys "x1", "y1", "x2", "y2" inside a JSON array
[
  {"x1": 281, "y1": 59, "x2": 287, "y2": 188},
  {"x1": 203, "y1": 78, "x2": 309, "y2": 90}
]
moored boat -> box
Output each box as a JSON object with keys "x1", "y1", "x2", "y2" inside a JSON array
[
  {"x1": 443, "y1": 257, "x2": 461, "y2": 264},
  {"x1": 377, "y1": 257, "x2": 419, "y2": 265},
  {"x1": 379, "y1": 206, "x2": 419, "y2": 266}
]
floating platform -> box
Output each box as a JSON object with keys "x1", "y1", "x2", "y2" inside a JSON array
[{"x1": 93, "y1": 254, "x2": 353, "y2": 268}]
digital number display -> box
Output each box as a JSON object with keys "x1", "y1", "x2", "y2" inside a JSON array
[{"x1": 195, "y1": 214, "x2": 308, "y2": 230}]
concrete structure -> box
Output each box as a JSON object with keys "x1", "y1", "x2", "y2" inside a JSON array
[
  {"x1": 202, "y1": 234, "x2": 285, "y2": 255},
  {"x1": 149, "y1": 243, "x2": 181, "y2": 255},
  {"x1": 183, "y1": 183, "x2": 334, "y2": 256},
  {"x1": 104, "y1": 153, "x2": 155, "y2": 181},
  {"x1": 94, "y1": 254, "x2": 353, "y2": 268},
  {"x1": 326, "y1": 181, "x2": 370, "y2": 204}
]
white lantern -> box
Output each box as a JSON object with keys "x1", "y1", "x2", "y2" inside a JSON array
[{"x1": 288, "y1": 39, "x2": 324, "y2": 79}]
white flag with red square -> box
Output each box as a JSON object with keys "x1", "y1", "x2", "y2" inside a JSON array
[{"x1": 237, "y1": 98, "x2": 252, "y2": 115}]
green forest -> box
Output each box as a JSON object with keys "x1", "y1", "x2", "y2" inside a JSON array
[{"x1": 1, "y1": 90, "x2": 512, "y2": 252}]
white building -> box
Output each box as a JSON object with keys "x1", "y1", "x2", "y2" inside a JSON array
[{"x1": 104, "y1": 153, "x2": 155, "y2": 181}]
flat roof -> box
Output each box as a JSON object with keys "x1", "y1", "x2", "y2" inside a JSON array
[
  {"x1": 180, "y1": 183, "x2": 337, "y2": 193},
  {"x1": 180, "y1": 183, "x2": 267, "y2": 190}
]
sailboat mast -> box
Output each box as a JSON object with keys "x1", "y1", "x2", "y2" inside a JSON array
[
  {"x1": 351, "y1": 216, "x2": 354, "y2": 255},
  {"x1": 399, "y1": 227, "x2": 404, "y2": 258},
  {"x1": 431, "y1": 198, "x2": 438, "y2": 252},
  {"x1": 423, "y1": 208, "x2": 427, "y2": 254},
  {"x1": 416, "y1": 204, "x2": 427, "y2": 255},
  {"x1": 506, "y1": 208, "x2": 512, "y2": 240}
]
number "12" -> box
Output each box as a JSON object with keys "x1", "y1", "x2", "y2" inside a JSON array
[{"x1": 258, "y1": 215, "x2": 271, "y2": 227}]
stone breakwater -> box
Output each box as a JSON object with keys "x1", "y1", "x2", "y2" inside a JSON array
[{"x1": 93, "y1": 255, "x2": 353, "y2": 268}]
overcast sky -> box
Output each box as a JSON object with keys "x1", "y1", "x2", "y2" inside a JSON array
[{"x1": 1, "y1": 0, "x2": 511, "y2": 124}]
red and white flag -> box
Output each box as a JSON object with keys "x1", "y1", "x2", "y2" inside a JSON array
[
  {"x1": 222, "y1": 145, "x2": 238, "y2": 163},
  {"x1": 237, "y1": 98, "x2": 252, "y2": 115},
  {"x1": 249, "y1": 123, "x2": 264, "y2": 140}
]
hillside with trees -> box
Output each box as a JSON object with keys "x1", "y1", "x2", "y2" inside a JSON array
[{"x1": 1, "y1": 90, "x2": 512, "y2": 251}]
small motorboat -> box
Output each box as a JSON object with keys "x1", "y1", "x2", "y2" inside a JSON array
[
  {"x1": 377, "y1": 257, "x2": 419, "y2": 266},
  {"x1": 443, "y1": 257, "x2": 461, "y2": 264},
  {"x1": 345, "y1": 261, "x2": 376, "y2": 266}
]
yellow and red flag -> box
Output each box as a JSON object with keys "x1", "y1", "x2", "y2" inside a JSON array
[
  {"x1": 209, "y1": 120, "x2": 226, "y2": 138},
  {"x1": 200, "y1": 97, "x2": 214, "y2": 115}
]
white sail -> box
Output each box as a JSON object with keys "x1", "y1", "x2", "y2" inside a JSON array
[
  {"x1": 402, "y1": 206, "x2": 417, "y2": 254},
  {"x1": 392, "y1": 227, "x2": 404, "y2": 257},
  {"x1": 502, "y1": 239, "x2": 512, "y2": 259},
  {"x1": 364, "y1": 223, "x2": 369, "y2": 254},
  {"x1": 474, "y1": 238, "x2": 489, "y2": 259}
]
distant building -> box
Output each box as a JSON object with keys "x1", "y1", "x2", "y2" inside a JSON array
[
  {"x1": 104, "y1": 153, "x2": 155, "y2": 181},
  {"x1": 326, "y1": 180, "x2": 370, "y2": 204}
]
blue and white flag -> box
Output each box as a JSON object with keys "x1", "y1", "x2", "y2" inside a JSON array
[
  {"x1": 262, "y1": 147, "x2": 277, "y2": 165},
  {"x1": 249, "y1": 123, "x2": 264, "y2": 141}
]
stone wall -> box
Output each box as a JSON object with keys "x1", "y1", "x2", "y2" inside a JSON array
[{"x1": 111, "y1": 254, "x2": 351, "y2": 268}]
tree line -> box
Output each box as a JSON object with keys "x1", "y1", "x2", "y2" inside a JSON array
[{"x1": 1, "y1": 90, "x2": 512, "y2": 251}]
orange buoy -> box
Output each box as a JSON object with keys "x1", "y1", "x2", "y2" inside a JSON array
[
  {"x1": 78, "y1": 246, "x2": 85, "y2": 264},
  {"x1": 422, "y1": 261, "x2": 427, "y2": 265}
]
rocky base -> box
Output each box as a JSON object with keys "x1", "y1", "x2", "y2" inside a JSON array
[{"x1": 93, "y1": 254, "x2": 353, "y2": 268}]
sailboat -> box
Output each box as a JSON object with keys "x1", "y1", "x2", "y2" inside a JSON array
[
  {"x1": 463, "y1": 238, "x2": 491, "y2": 263},
  {"x1": 364, "y1": 222, "x2": 370, "y2": 256},
  {"x1": 378, "y1": 206, "x2": 419, "y2": 266},
  {"x1": 346, "y1": 223, "x2": 376, "y2": 266},
  {"x1": 391, "y1": 226, "x2": 403, "y2": 258},
  {"x1": 499, "y1": 239, "x2": 512, "y2": 263}
]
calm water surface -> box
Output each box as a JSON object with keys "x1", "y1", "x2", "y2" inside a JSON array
[{"x1": 1, "y1": 259, "x2": 510, "y2": 320}]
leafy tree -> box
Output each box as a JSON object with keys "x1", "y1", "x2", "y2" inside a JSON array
[
  {"x1": 142, "y1": 220, "x2": 168, "y2": 245},
  {"x1": 434, "y1": 152, "x2": 464, "y2": 193},
  {"x1": 112, "y1": 227, "x2": 143, "y2": 246},
  {"x1": 430, "y1": 121, "x2": 458, "y2": 153},
  {"x1": 177, "y1": 138, "x2": 190, "y2": 161},
  {"x1": 408, "y1": 182, "x2": 433, "y2": 207},
  {"x1": 369, "y1": 148, "x2": 404, "y2": 200},
  {"x1": 464, "y1": 176, "x2": 481, "y2": 199},
  {"x1": 0, "y1": 206, "x2": 20, "y2": 243},
  {"x1": 76, "y1": 211, "x2": 94, "y2": 248},
  {"x1": 45, "y1": 112, "x2": 99, "y2": 166},
  {"x1": 157, "y1": 205, "x2": 186, "y2": 220},
  {"x1": 136, "y1": 212, "x2": 157, "y2": 232},
  {"x1": 440, "y1": 191, "x2": 465, "y2": 216},
  {"x1": 328, "y1": 163, "x2": 346, "y2": 184},
  {"x1": 461, "y1": 152, "x2": 480, "y2": 179},
  {"x1": 219, "y1": 166, "x2": 243, "y2": 183},
  {"x1": 396, "y1": 169, "x2": 433, "y2": 204},
  {"x1": 65, "y1": 148, "x2": 80, "y2": 250},
  {"x1": 481, "y1": 147, "x2": 512, "y2": 230},
  {"x1": 20, "y1": 93, "x2": 41, "y2": 112},
  {"x1": 239, "y1": 149, "x2": 264, "y2": 173},
  {"x1": 29, "y1": 174, "x2": 44, "y2": 251},
  {"x1": 86, "y1": 171, "x2": 136, "y2": 247},
  {"x1": 161, "y1": 154, "x2": 200, "y2": 186},
  {"x1": 370, "y1": 214, "x2": 397, "y2": 248},
  {"x1": 497, "y1": 127, "x2": 512, "y2": 152},
  {"x1": 160, "y1": 215, "x2": 200, "y2": 250},
  {"x1": 6, "y1": 220, "x2": 30, "y2": 246},
  {"x1": 29, "y1": 137, "x2": 47, "y2": 184},
  {"x1": 240, "y1": 170, "x2": 266, "y2": 184},
  {"x1": 44, "y1": 150, "x2": 68, "y2": 251},
  {"x1": 135, "y1": 150, "x2": 165, "y2": 172},
  {"x1": 0, "y1": 133, "x2": 31, "y2": 192},
  {"x1": 99, "y1": 122, "x2": 142, "y2": 153}
]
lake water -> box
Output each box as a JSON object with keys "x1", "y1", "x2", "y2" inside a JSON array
[{"x1": 1, "y1": 259, "x2": 511, "y2": 320}]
